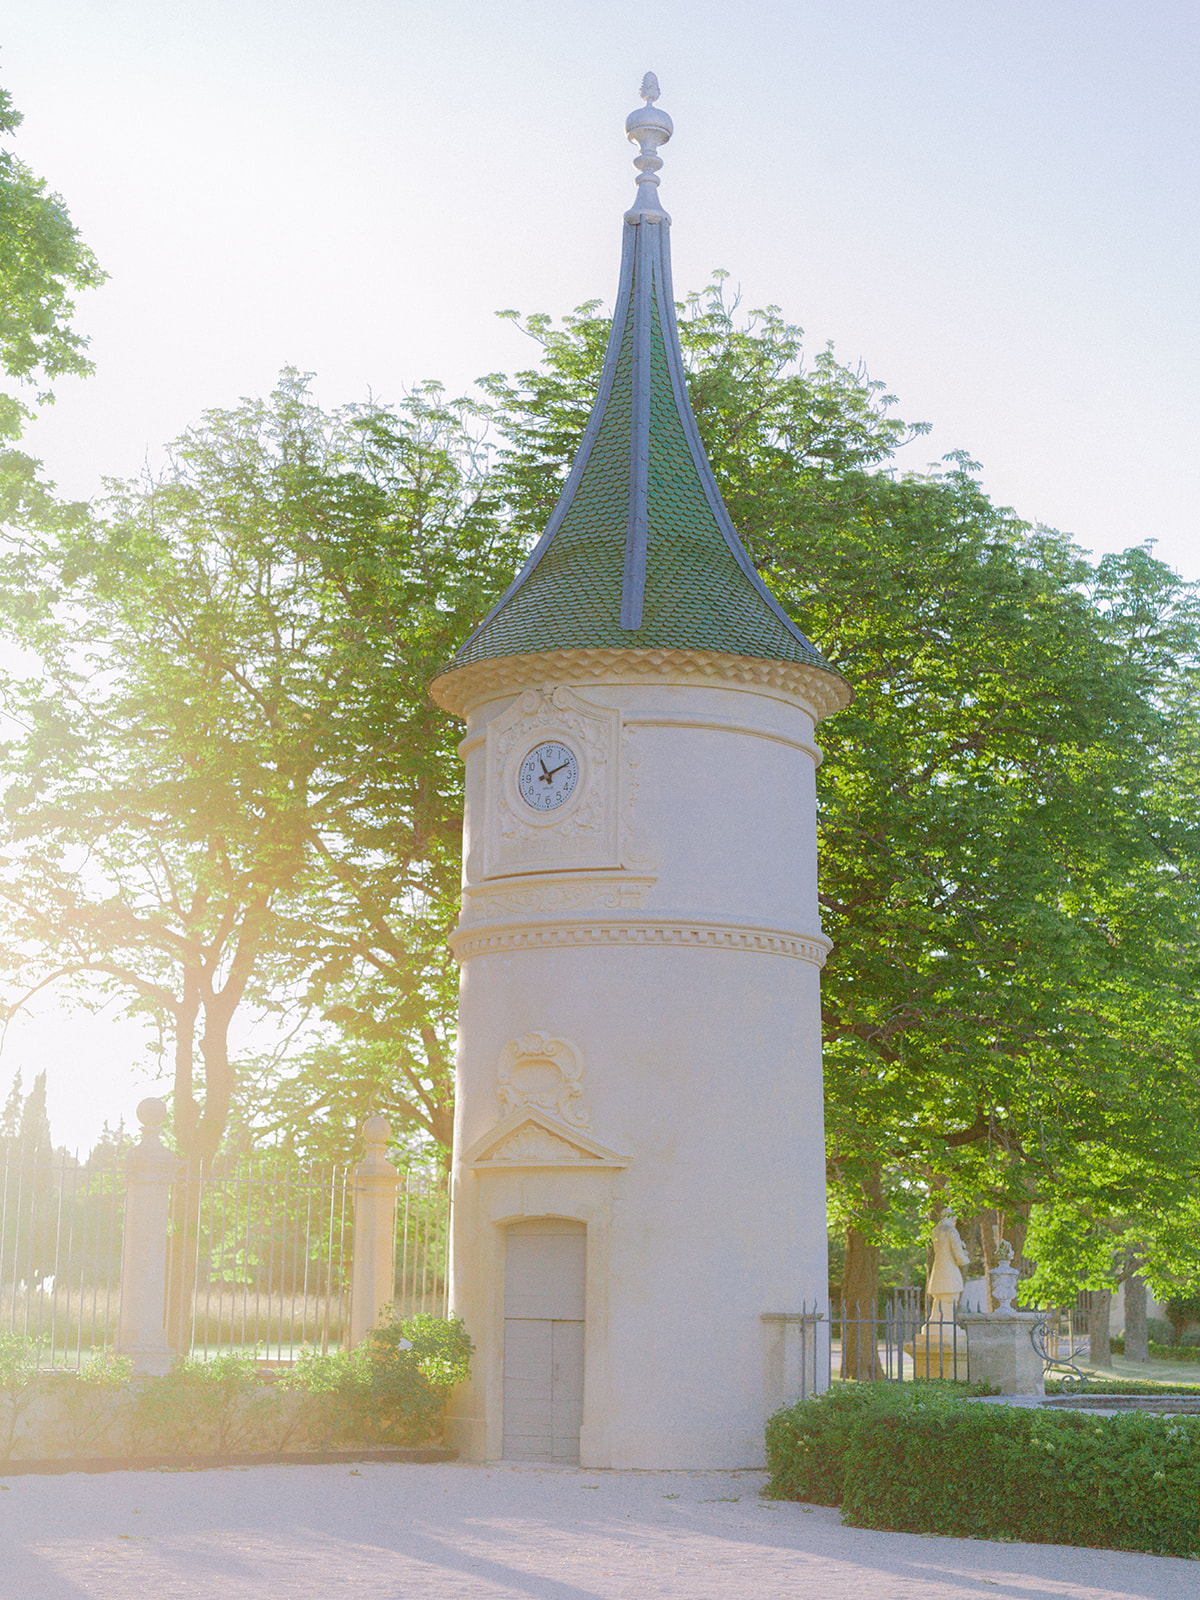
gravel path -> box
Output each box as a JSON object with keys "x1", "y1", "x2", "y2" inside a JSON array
[{"x1": 0, "y1": 1461, "x2": 1194, "y2": 1599}]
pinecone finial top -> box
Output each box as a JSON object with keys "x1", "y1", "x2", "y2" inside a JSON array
[{"x1": 624, "y1": 71, "x2": 673, "y2": 222}]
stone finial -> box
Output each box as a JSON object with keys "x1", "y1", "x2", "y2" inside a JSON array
[
  {"x1": 624, "y1": 70, "x2": 673, "y2": 221},
  {"x1": 358, "y1": 1114, "x2": 397, "y2": 1175},
  {"x1": 131, "y1": 1097, "x2": 170, "y2": 1160}
]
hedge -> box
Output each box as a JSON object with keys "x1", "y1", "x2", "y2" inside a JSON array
[
  {"x1": 0, "y1": 1312, "x2": 472, "y2": 1462},
  {"x1": 767, "y1": 1384, "x2": 1200, "y2": 1558},
  {"x1": 764, "y1": 1381, "x2": 993, "y2": 1506},
  {"x1": 1110, "y1": 1336, "x2": 1200, "y2": 1363}
]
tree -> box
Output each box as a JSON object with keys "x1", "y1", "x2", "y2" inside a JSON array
[
  {"x1": 0, "y1": 372, "x2": 519, "y2": 1163},
  {"x1": 0, "y1": 76, "x2": 103, "y2": 466},
  {"x1": 482, "y1": 281, "x2": 1200, "y2": 1327},
  {"x1": 4, "y1": 268, "x2": 1198, "y2": 1310}
]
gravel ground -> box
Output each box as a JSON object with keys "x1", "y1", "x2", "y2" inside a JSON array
[{"x1": 0, "y1": 1461, "x2": 1195, "y2": 1600}]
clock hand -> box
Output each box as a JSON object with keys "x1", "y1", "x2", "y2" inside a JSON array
[
  {"x1": 538, "y1": 759, "x2": 552, "y2": 783},
  {"x1": 546, "y1": 761, "x2": 571, "y2": 779}
]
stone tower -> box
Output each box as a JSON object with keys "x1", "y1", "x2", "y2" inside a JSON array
[{"x1": 430, "y1": 75, "x2": 850, "y2": 1470}]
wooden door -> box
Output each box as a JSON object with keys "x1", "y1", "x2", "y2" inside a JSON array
[{"x1": 502, "y1": 1219, "x2": 585, "y2": 1462}]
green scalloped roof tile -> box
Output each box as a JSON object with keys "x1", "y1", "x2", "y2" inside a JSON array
[{"x1": 448, "y1": 179, "x2": 841, "y2": 684}]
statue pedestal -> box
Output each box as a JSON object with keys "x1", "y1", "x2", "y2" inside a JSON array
[
  {"x1": 904, "y1": 1327, "x2": 967, "y2": 1379},
  {"x1": 958, "y1": 1310, "x2": 1045, "y2": 1395}
]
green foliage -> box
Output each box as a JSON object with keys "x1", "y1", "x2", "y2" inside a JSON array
[
  {"x1": 770, "y1": 1381, "x2": 1200, "y2": 1557},
  {"x1": 47, "y1": 1349, "x2": 132, "y2": 1455},
  {"x1": 314, "y1": 1310, "x2": 473, "y2": 1447},
  {"x1": 382, "y1": 1310, "x2": 473, "y2": 1389},
  {"x1": 0, "y1": 79, "x2": 104, "y2": 443},
  {"x1": 0, "y1": 1330, "x2": 41, "y2": 1458},
  {"x1": 129, "y1": 1352, "x2": 280, "y2": 1456},
  {"x1": 0, "y1": 1313, "x2": 469, "y2": 1460},
  {"x1": 764, "y1": 1380, "x2": 995, "y2": 1505},
  {"x1": 0, "y1": 372, "x2": 521, "y2": 1162},
  {"x1": 482, "y1": 281, "x2": 1200, "y2": 1295},
  {"x1": 1166, "y1": 1292, "x2": 1200, "y2": 1344},
  {"x1": 1109, "y1": 1336, "x2": 1200, "y2": 1363},
  {"x1": 4, "y1": 254, "x2": 1200, "y2": 1264},
  {"x1": 1046, "y1": 1377, "x2": 1200, "y2": 1395},
  {"x1": 841, "y1": 1403, "x2": 1200, "y2": 1559}
]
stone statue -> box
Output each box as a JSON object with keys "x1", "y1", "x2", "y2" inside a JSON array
[{"x1": 926, "y1": 1211, "x2": 970, "y2": 1328}]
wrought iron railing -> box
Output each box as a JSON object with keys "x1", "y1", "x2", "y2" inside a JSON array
[
  {"x1": 0, "y1": 1147, "x2": 125, "y2": 1369},
  {"x1": 1, "y1": 1147, "x2": 449, "y2": 1367}
]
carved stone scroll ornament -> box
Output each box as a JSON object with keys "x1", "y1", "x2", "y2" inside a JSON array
[{"x1": 498, "y1": 1032, "x2": 590, "y2": 1127}]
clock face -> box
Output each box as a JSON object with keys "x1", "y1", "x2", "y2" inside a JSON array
[{"x1": 518, "y1": 740, "x2": 580, "y2": 812}]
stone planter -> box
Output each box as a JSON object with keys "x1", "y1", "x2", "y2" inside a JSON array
[{"x1": 989, "y1": 1262, "x2": 1020, "y2": 1311}]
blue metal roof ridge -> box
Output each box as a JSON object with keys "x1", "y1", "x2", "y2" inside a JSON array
[
  {"x1": 440, "y1": 76, "x2": 847, "y2": 693},
  {"x1": 653, "y1": 226, "x2": 828, "y2": 662},
  {"x1": 455, "y1": 225, "x2": 636, "y2": 657},
  {"x1": 652, "y1": 222, "x2": 832, "y2": 659}
]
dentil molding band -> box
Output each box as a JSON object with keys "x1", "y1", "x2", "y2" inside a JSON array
[
  {"x1": 432, "y1": 646, "x2": 850, "y2": 722},
  {"x1": 448, "y1": 915, "x2": 831, "y2": 965}
]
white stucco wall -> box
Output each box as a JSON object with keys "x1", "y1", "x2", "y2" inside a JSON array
[{"x1": 441, "y1": 659, "x2": 834, "y2": 1469}]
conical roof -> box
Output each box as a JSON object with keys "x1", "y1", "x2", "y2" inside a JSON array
[{"x1": 440, "y1": 76, "x2": 847, "y2": 705}]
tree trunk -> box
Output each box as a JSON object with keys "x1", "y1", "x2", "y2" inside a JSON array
[
  {"x1": 1124, "y1": 1265, "x2": 1150, "y2": 1364},
  {"x1": 1087, "y1": 1289, "x2": 1112, "y2": 1368},
  {"x1": 840, "y1": 1169, "x2": 884, "y2": 1380}
]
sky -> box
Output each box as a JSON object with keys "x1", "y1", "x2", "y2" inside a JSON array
[{"x1": 2, "y1": 0, "x2": 1198, "y2": 1152}]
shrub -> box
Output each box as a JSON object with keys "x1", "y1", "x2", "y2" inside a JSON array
[
  {"x1": 48, "y1": 1349, "x2": 133, "y2": 1456},
  {"x1": 0, "y1": 1333, "x2": 41, "y2": 1459},
  {"x1": 841, "y1": 1403, "x2": 1200, "y2": 1559},
  {"x1": 1046, "y1": 1376, "x2": 1200, "y2": 1396},
  {"x1": 1110, "y1": 1335, "x2": 1200, "y2": 1363},
  {"x1": 279, "y1": 1312, "x2": 473, "y2": 1449},
  {"x1": 1166, "y1": 1292, "x2": 1200, "y2": 1344},
  {"x1": 340, "y1": 1310, "x2": 472, "y2": 1446},
  {"x1": 129, "y1": 1352, "x2": 282, "y2": 1456},
  {"x1": 0, "y1": 1312, "x2": 472, "y2": 1461},
  {"x1": 764, "y1": 1381, "x2": 995, "y2": 1505}
]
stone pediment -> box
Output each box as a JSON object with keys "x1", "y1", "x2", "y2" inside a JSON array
[{"x1": 462, "y1": 1108, "x2": 630, "y2": 1170}]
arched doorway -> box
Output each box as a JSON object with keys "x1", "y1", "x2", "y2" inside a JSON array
[{"x1": 502, "y1": 1218, "x2": 586, "y2": 1462}]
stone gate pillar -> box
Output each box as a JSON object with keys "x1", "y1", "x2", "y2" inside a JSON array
[
  {"x1": 349, "y1": 1115, "x2": 400, "y2": 1347},
  {"x1": 116, "y1": 1098, "x2": 181, "y2": 1376}
]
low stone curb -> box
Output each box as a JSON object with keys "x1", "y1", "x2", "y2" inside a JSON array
[{"x1": 0, "y1": 1445, "x2": 457, "y2": 1477}]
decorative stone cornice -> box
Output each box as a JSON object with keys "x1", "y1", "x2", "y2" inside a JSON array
[
  {"x1": 462, "y1": 873, "x2": 656, "y2": 925},
  {"x1": 431, "y1": 646, "x2": 850, "y2": 722},
  {"x1": 449, "y1": 914, "x2": 832, "y2": 966}
]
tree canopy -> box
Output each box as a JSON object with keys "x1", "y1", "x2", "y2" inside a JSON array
[
  {"x1": 0, "y1": 373, "x2": 519, "y2": 1162},
  {"x1": 0, "y1": 77, "x2": 104, "y2": 456},
  {"x1": 1, "y1": 267, "x2": 1197, "y2": 1312},
  {"x1": 483, "y1": 281, "x2": 1200, "y2": 1302}
]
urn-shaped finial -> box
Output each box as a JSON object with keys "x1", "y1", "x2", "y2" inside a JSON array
[{"x1": 624, "y1": 70, "x2": 673, "y2": 220}]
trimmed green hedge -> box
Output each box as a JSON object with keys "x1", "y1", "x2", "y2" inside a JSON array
[
  {"x1": 1046, "y1": 1376, "x2": 1200, "y2": 1396},
  {"x1": 844, "y1": 1404, "x2": 1200, "y2": 1558},
  {"x1": 1110, "y1": 1335, "x2": 1200, "y2": 1363},
  {"x1": 766, "y1": 1383, "x2": 1200, "y2": 1559},
  {"x1": 764, "y1": 1381, "x2": 993, "y2": 1506}
]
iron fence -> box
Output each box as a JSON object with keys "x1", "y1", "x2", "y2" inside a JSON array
[
  {"x1": 393, "y1": 1167, "x2": 449, "y2": 1320},
  {"x1": 167, "y1": 1155, "x2": 353, "y2": 1362},
  {"x1": 1, "y1": 1147, "x2": 450, "y2": 1367},
  {"x1": 0, "y1": 1147, "x2": 125, "y2": 1369},
  {"x1": 169, "y1": 1158, "x2": 450, "y2": 1359}
]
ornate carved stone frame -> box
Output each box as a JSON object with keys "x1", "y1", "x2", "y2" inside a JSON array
[{"x1": 483, "y1": 686, "x2": 621, "y2": 878}]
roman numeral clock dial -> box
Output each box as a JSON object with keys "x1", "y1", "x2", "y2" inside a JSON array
[{"x1": 518, "y1": 741, "x2": 580, "y2": 812}]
